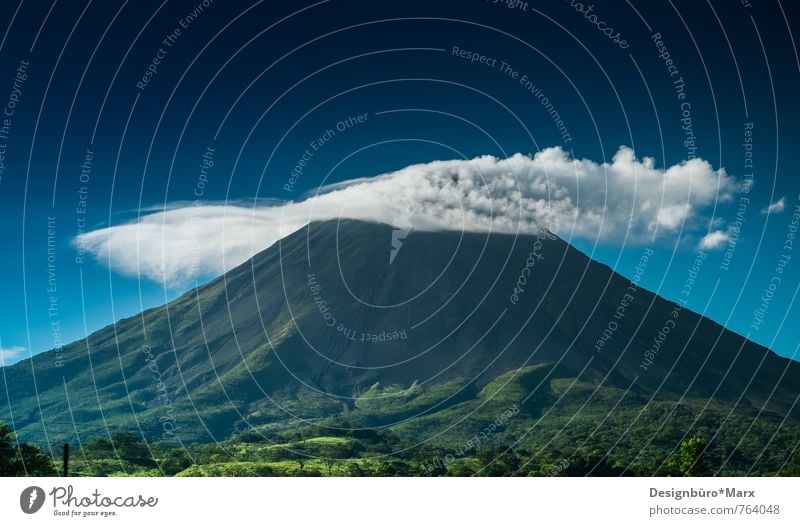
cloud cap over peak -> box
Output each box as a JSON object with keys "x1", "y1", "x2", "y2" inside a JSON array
[{"x1": 76, "y1": 146, "x2": 737, "y2": 286}]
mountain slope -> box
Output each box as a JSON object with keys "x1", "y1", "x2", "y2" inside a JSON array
[{"x1": 2, "y1": 219, "x2": 799, "y2": 449}]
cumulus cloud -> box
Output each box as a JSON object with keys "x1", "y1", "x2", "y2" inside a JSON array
[
  {"x1": 761, "y1": 197, "x2": 785, "y2": 215},
  {"x1": 0, "y1": 346, "x2": 27, "y2": 366},
  {"x1": 698, "y1": 230, "x2": 731, "y2": 250},
  {"x1": 75, "y1": 146, "x2": 737, "y2": 286}
]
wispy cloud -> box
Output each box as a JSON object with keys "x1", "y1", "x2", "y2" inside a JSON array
[
  {"x1": 75, "y1": 146, "x2": 737, "y2": 286},
  {"x1": 761, "y1": 197, "x2": 785, "y2": 215},
  {"x1": 0, "y1": 346, "x2": 27, "y2": 366}
]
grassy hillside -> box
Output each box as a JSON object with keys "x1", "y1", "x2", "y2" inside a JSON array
[{"x1": 43, "y1": 366, "x2": 800, "y2": 477}]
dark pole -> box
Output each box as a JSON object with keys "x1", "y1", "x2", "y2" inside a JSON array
[{"x1": 62, "y1": 443, "x2": 69, "y2": 477}]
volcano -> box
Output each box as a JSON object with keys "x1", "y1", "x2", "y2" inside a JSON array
[{"x1": 2, "y1": 220, "x2": 799, "y2": 452}]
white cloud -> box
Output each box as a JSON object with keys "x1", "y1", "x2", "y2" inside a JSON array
[
  {"x1": 75, "y1": 146, "x2": 737, "y2": 286},
  {"x1": 761, "y1": 197, "x2": 785, "y2": 215},
  {"x1": 0, "y1": 346, "x2": 27, "y2": 366},
  {"x1": 698, "y1": 230, "x2": 731, "y2": 250}
]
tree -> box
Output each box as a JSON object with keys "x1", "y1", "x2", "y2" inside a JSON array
[
  {"x1": 346, "y1": 462, "x2": 365, "y2": 476},
  {"x1": 669, "y1": 435, "x2": 711, "y2": 477},
  {"x1": 375, "y1": 460, "x2": 412, "y2": 476},
  {"x1": 159, "y1": 449, "x2": 193, "y2": 475},
  {"x1": 477, "y1": 447, "x2": 522, "y2": 476},
  {"x1": 16, "y1": 443, "x2": 57, "y2": 476},
  {"x1": 777, "y1": 450, "x2": 800, "y2": 476},
  {"x1": 446, "y1": 462, "x2": 477, "y2": 477},
  {"x1": 424, "y1": 461, "x2": 447, "y2": 476},
  {"x1": 0, "y1": 422, "x2": 56, "y2": 476},
  {"x1": 0, "y1": 422, "x2": 17, "y2": 476},
  {"x1": 111, "y1": 432, "x2": 150, "y2": 462},
  {"x1": 284, "y1": 450, "x2": 306, "y2": 471},
  {"x1": 561, "y1": 449, "x2": 623, "y2": 476},
  {"x1": 82, "y1": 437, "x2": 114, "y2": 459}
]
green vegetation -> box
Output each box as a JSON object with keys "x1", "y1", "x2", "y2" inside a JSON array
[
  {"x1": 667, "y1": 435, "x2": 711, "y2": 477},
  {"x1": 4, "y1": 362, "x2": 800, "y2": 477},
  {"x1": 5, "y1": 377, "x2": 797, "y2": 478},
  {"x1": 0, "y1": 422, "x2": 56, "y2": 476},
  {"x1": 38, "y1": 419, "x2": 800, "y2": 477}
]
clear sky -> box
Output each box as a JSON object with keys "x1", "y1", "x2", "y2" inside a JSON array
[{"x1": 0, "y1": 0, "x2": 798, "y2": 365}]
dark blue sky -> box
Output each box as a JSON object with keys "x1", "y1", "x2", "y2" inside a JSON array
[{"x1": 0, "y1": 0, "x2": 798, "y2": 364}]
